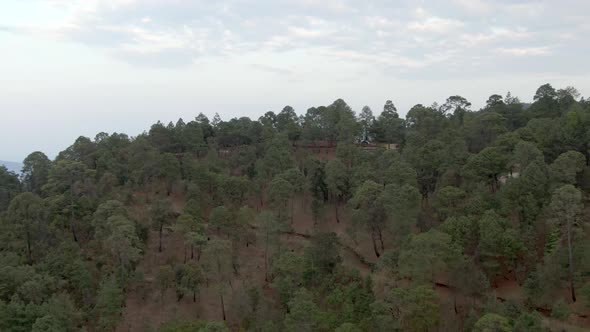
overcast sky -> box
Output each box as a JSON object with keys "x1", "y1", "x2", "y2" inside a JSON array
[{"x1": 1, "y1": 0, "x2": 589, "y2": 162}]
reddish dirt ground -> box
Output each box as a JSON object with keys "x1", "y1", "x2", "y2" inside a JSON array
[{"x1": 118, "y1": 177, "x2": 590, "y2": 331}]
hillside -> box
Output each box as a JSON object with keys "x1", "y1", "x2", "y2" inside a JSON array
[{"x1": 0, "y1": 85, "x2": 589, "y2": 332}]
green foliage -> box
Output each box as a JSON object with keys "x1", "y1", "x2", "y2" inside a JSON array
[
  {"x1": 22, "y1": 151, "x2": 52, "y2": 195},
  {"x1": 477, "y1": 210, "x2": 521, "y2": 281},
  {"x1": 335, "y1": 322, "x2": 362, "y2": 332},
  {"x1": 304, "y1": 232, "x2": 342, "y2": 285},
  {"x1": 209, "y1": 205, "x2": 233, "y2": 235},
  {"x1": 151, "y1": 198, "x2": 175, "y2": 252},
  {"x1": 386, "y1": 285, "x2": 439, "y2": 332},
  {"x1": 440, "y1": 216, "x2": 477, "y2": 251},
  {"x1": 2, "y1": 86, "x2": 590, "y2": 331},
  {"x1": 549, "y1": 150, "x2": 586, "y2": 185},
  {"x1": 549, "y1": 184, "x2": 584, "y2": 302},
  {"x1": 325, "y1": 159, "x2": 350, "y2": 201},
  {"x1": 551, "y1": 299, "x2": 570, "y2": 321},
  {"x1": 267, "y1": 176, "x2": 294, "y2": 220},
  {"x1": 513, "y1": 312, "x2": 543, "y2": 332},
  {"x1": 198, "y1": 322, "x2": 230, "y2": 332},
  {"x1": 512, "y1": 141, "x2": 543, "y2": 171},
  {"x1": 0, "y1": 166, "x2": 21, "y2": 212},
  {"x1": 218, "y1": 175, "x2": 250, "y2": 207},
  {"x1": 202, "y1": 239, "x2": 232, "y2": 284},
  {"x1": 257, "y1": 134, "x2": 293, "y2": 180},
  {"x1": 31, "y1": 315, "x2": 65, "y2": 332},
  {"x1": 473, "y1": 313, "x2": 511, "y2": 332},
  {"x1": 373, "y1": 101, "x2": 405, "y2": 143},
  {"x1": 6, "y1": 192, "x2": 45, "y2": 264},
  {"x1": 157, "y1": 265, "x2": 175, "y2": 299},
  {"x1": 284, "y1": 288, "x2": 320, "y2": 332},
  {"x1": 94, "y1": 275, "x2": 123, "y2": 331},
  {"x1": 349, "y1": 180, "x2": 387, "y2": 256},
  {"x1": 465, "y1": 146, "x2": 508, "y2": 192},
  {"x1": 271, "y1": 251, "x2": 304, "y2": 305},
  {"x1": 398, "y1": 229, "x2": 459, "y2": 283},
  {"x1": 383, "y1": 183, "x2": 421, "y2": 237},
  {"x1": 434, "y1": 186, "x2": 466, "y2": 220},
  {"x1": 176, "y1": 263, "x2": 204, "y2": 302},
  {"x1": 157, "y1": 321, "x2": 206, "y2": 332},
  {"x1": 105, "y1": 215, "x2": 142, "y2": 281},
  {"x1": 0, "y1": 300, "x2": 40, "y2": 332}
]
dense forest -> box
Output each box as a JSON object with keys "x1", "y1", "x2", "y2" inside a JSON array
[{"x1": 0, "y1": 83, "x2": 589, "y2": 332}]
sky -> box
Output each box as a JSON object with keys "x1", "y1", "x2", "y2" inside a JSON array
[{"x1": 1, "y1": 0, "x2": 589, "y2": 162}]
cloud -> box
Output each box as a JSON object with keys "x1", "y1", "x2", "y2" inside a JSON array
[
  {"x1": 496, "y1": 47, "x2": 551, "y2": 57},
  {"x1": 459, "y1": 26, "x2": 531, "y2": 47},
  {"x1": 364, "y1": 16, "x2": 400, "y2": 29},
  {"x1": 452, "y1": 0, "x2": 492, "y2": 15},
  {"x1": 250, "y1": 63, "x2": 293, "y2": 75},
  {"x1": 288, "y1": 0, "x2": 356, "y2": 14},
  {"x1": 287, "y1": 26, "x2": 329, "y2": 39},
  {"x1": 407, "y1": 16, "x2": 464, "y2": 34},
  {"x1": 503, "y1": 2, "x2": 545, "y2": 18},
  {"x1": 1, "y1": 0, "x2": 586, "y2": 76}
]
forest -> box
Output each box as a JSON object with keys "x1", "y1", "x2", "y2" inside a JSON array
[{"x1": 0, "y1": 83, "x2": 589, "y2": 332}]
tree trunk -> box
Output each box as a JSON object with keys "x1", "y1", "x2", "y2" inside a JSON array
[
  {"x1": 371, "y1": 230, "x2": 380, "y2": 257},
  {"x1": 233, "y1": 259, "x2": 239, "y2": 275},
  {"x1": 70, "y1": 194, "x2": 78, "y2": 242},
  {"x1": 567, "y1": 223, "x2": 576, "y2": 302},
  {"x1": 193, "y1": 291, "x2": 196, "y2": 302},
  {"x1": 334, "y1": 201, "x2": 340, "y2": 223},
  {"x1": 220, "y1": 293, "x2": 226, "y2": 321},
  {"x1": 183, "y1": 245, "x2": 187, "y2": 263},
  {"x1": 158, "y1": 224, "x2": 163, "y2": 252},
  {"x1": 421, "y1": 192, "x2": 429, "y2": 209},
  {"x1": 378, "y1": 227, "x2": 385, "y2": 250},
  {"x1": 71, "y1": 220, "x2": 78, "y2": 242},
  {"x1": 25, "y1": 229, "x2": 32, "y2": 265},
  {"x1": 290, "y1": 199, "x2": 294, "y2": 225},
  {"x1": 191, "y1": 244, "x2": 194, "y2": 259},
  {"x1": 264, "y1": 230, "x2": 269, "y2": 282}
]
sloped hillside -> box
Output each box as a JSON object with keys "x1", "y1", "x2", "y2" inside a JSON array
[{"x1": 1, "y1": 87, "x2": 590, "y2": 331}]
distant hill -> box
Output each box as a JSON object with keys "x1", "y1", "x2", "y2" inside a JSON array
[{"x1": 0, "y1": 160, "x2": 22, "y2": 174}]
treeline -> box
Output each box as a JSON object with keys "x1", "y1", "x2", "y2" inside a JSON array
[{"x1": 0, "y1": 83, "x2": 589, "y2": 331}]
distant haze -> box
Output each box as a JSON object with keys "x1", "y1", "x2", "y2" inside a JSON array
[
  {"x1": 1, "y1": 0, "x2": 589, "y2": 162},
  {"x1": 0, "y1": 160, "x2": 23, "y2": 174}
]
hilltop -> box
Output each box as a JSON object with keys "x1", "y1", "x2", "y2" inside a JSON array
[{"x1": 0, "y1": 84, "x2": 589, "y2": 332}]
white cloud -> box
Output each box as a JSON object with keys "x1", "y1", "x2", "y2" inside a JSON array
[
  {"x1": 3, "y1": 0, "x2": 590, "y2": 163},
  {"x1": 408, "y1": 16, "x2": 464, "y2": 34},
  {"x1": 1, "y1": 0, "x2": 585, "y2": 74},
  {"x1": 496, "y1": 47, "x2": 551, "y2": 57},
  {"x1": 364, "y1": 16, "x2": 400, "y2": 29},
  {"x1": 460, "y1": 26, "x2": 531, "y2": 47},
  {"x1": 504, "y1": 3, "x2": 545, "y2": 16},
  {"x1": 250, "y1": 63, "x2": 293, "y2": 75},
  {"x1": 289, "y1": 0, "x2": 355, "y2": 14},
  {"x1": 287, "y1": 26, "x2": 329, "y2": 39},
  {"x1": 413, "y1": 7, "x2": 427, "y2": 18},
  {"x1": 453, "y1": 0, "x2": 492, "y2": 15}
]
